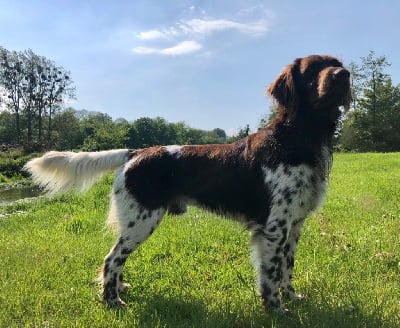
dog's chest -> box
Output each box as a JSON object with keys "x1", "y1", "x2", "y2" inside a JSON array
[{"x1": 263, "y1": 163, "x2": 327, "y2": 220}]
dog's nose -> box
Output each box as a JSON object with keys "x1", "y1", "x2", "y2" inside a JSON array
[{"x1": 333, "y1": 68, "x2": 350, "y2": 79}]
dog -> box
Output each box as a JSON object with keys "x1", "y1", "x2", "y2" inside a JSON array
[{"x1": 24, "y1": 55, "x2": 351, "y2": 313}]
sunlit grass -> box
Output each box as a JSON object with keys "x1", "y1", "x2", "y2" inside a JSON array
[{"x1": 1, "y1": 153, "x2": 400, "y2": 327}]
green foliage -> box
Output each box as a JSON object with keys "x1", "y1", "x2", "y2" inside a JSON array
[
  {"x1": 127, "y1": 117, "x2": 228, "y2": 148},
  {"x1": 0, "y1": 149, "x2": 39, "y2": 179},
  {"x1": 0, "y1": 108, "x2": 229, "y2": 152},
  {"x1": 51, "y1": 108, "x2": 83, "y2": 150},
  {"x1": 258, "y1": 104, "x2": 280, "y2": 130},
  {"x1": 0, "y1": 111, "x2": 18, "y2": 143},
  {"x1": 339, "y1": 51, "x2": 400, "y2": 151},
  {"x1": 1, "y1": 153, "x2": 400, "y2": 327}
]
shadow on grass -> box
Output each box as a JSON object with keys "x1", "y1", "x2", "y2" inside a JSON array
[{"x1": 109, "y1": 291, "x2": 397, "y2": 328}]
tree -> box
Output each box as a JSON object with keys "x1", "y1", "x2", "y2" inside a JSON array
[
  {"x1": 0, "y1": 48, "x2": 24, "y2": 142},
  {"x1": 340, "y1": 51, "x2": 400, "y2": 151},
  {"x1": 229, "y1": 124, "x2": 250, "y2": 142},
  {"x1": 0, "y1": 47, "x2": 75, "y2": 145},
  {"x1": 52, "y1": 108, "x2": 83, "y2": 150},
  {"x1": 0, "y1": 111, "x2": 17, "y2": 143},
  {"x1": 80, "y1": 112, "x2": 127, "y2": 151},
  {"x1": 258, "y1": 104, "x2": 280, "y2": 129}
]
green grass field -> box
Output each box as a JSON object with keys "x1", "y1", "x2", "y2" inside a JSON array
[{"x1": 1, "y1": 153, "x2": 399, "y2": 327}]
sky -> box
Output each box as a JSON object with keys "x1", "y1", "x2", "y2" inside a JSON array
[{"x1": 1, "y1": 0, "x2": 399, "y2": 135}]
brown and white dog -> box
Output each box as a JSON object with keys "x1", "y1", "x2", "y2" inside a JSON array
[{"x1": 24, "y1": 55, "x2": 351, "y2": 312}]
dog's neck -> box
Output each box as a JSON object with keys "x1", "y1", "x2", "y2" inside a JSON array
[{"x1": 270, "y1": 105, "x2": 341, "y2": 142}]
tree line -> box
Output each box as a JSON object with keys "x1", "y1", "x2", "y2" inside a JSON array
[
  {"x1": 0, "y1": 108, "x2": 230, "y2": 151},
  {"x1": 1, "y1": 47, "x2": 399, "y2": 152}
]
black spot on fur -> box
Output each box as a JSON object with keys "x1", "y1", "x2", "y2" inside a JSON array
[
  {"x1": 287, "y1": 256, "x2": 294, "y2": 269},
  {"x1": 283, "y1": 165, "x2": 292, "y2": 176},
  {"x1": 121, "y1": 248, "x2": 132, "y2": 255},
  {"x1": 114, "y1": 257, "x2": 126, "y2": 267},
  {"x1": 271, "y1": 256, "x2": 281, "y2": 264},
  {"x1": 278, "y1": 219, "x2": 286, "y2": 227},
  {"x1": 261, "y1": 264, "x2": 275, "y2": 278},
  {"x1": 104, "y1": 279, "x2": 117, "y2": 301},
  {"x1": 261, "y1": 284, "x2": 272, "y2": 298},
  {"x1": 128, "y1": 221, "x2": 135, "y2": 228},
  {"x1": 282, "y1": 187, "x2": 293, "y2": 204}
]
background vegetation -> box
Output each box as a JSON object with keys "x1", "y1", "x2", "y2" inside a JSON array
[{"x1": 0, "y1": 153, "x2": 399, "y2": 327}]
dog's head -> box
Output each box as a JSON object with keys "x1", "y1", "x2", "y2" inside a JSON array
[{"x1": 266, "y1": 55, "x2": 351, "y2": 123}]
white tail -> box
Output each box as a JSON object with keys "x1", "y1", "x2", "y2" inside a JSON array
[{"x1": 23, "y1": 149, "x2": 130, "y2": 194}]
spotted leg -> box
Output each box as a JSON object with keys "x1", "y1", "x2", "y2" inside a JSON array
[
  {"x1": 251, "y1": 218, "x2": 290, "y2": 312},
  {"x1": 280, "y1": 218, "x2": 305, "y2": 301},
  {"x1": 99, "y1": 203, "x2": 165, "y2": 307}
]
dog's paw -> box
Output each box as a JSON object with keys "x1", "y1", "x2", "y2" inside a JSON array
[
  {"x1": 281, "y1": 286, "x2": 304, "y2": 302},
  {"x1": 291, "y1": 293, "x2": 304, "y2": 302},
  {"x1": 118, "y1": 282, "x2": 131, "y2": 294},
  {"x1": 264, "y1": 302, "x2": 290, "y2": 316},
  {"x1": 105, "y1": 298, "x2": 127, "y2": 308},
  {"x1": 262, "y1": 297, "x2": 288, "y2": 314}
]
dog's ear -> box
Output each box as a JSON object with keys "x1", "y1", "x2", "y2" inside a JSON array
[{"x1": 266, "y1": 61, "x2": 300, "y2": 120}]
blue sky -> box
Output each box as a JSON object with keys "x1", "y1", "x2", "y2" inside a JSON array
[{"x1": 1, "y1": 0, "x2": 399, "y2": 135}]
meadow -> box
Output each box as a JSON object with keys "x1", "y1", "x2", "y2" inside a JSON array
[{"x1": 0, "y1": 153, "x2": 399, "y2": 327}]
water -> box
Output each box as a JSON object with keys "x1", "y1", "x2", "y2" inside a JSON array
[{"x1": 0, "y1": 185, "x2": 43, "y2": 204}]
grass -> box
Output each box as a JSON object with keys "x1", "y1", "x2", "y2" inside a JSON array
[{"x1": 1, "y1": 153, "x2": 400, "y2": 327}]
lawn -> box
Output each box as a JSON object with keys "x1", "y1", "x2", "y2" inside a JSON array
[{"x1": 0, "y1": 153, "x2": 399, "y2": 327}]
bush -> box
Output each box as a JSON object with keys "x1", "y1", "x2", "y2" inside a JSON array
[{"x1": 0, "y1": 149, "x2": 41, "y2": 179}]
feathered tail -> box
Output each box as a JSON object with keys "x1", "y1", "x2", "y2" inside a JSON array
[{"x1": 23, "y1": 149, "x2": 130, "y2": 194}]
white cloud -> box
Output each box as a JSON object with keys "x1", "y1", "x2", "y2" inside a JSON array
[
  {"x1": 132, "y1": 41, "x2": 202, "y2": 56},
  {"x1": 132, "y1": 9, "x2": 270, "y2": 56},
  {"x1": 137, "y1": 18, "x2": 268, "y2": 42},
  {"x1": 132, "y1": 46, "x2": 159, "y2": 54},
  {"x1": 179, "y1": 18, "x2": 268, "y2": 37},
  {"x1": 160, "y1": 41, "x2": 202, "y2": 55},
  {"x1": 136, "y1": 29, "x2": 167, "y2": 40}
]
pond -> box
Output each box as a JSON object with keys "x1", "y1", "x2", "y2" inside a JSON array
[{"x1": 0, "y1": 185, "x2": 43, "y2": 204}]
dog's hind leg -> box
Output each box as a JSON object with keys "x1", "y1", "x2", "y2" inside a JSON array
[{"x1": 99, "y1": 188, "x2": 165, "y2": 306}]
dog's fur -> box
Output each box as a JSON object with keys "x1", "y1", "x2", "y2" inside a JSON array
[{"x1": 24, "y1": 55, "x2": 351, "y2": 312}]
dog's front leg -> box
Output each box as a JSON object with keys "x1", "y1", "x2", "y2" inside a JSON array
[
  {"x1": 251, "y1": 218, "x2": 289, "y2": 312},
  {"x1": 280, "y1": 218, "x2": 305, "y2": 302}
]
